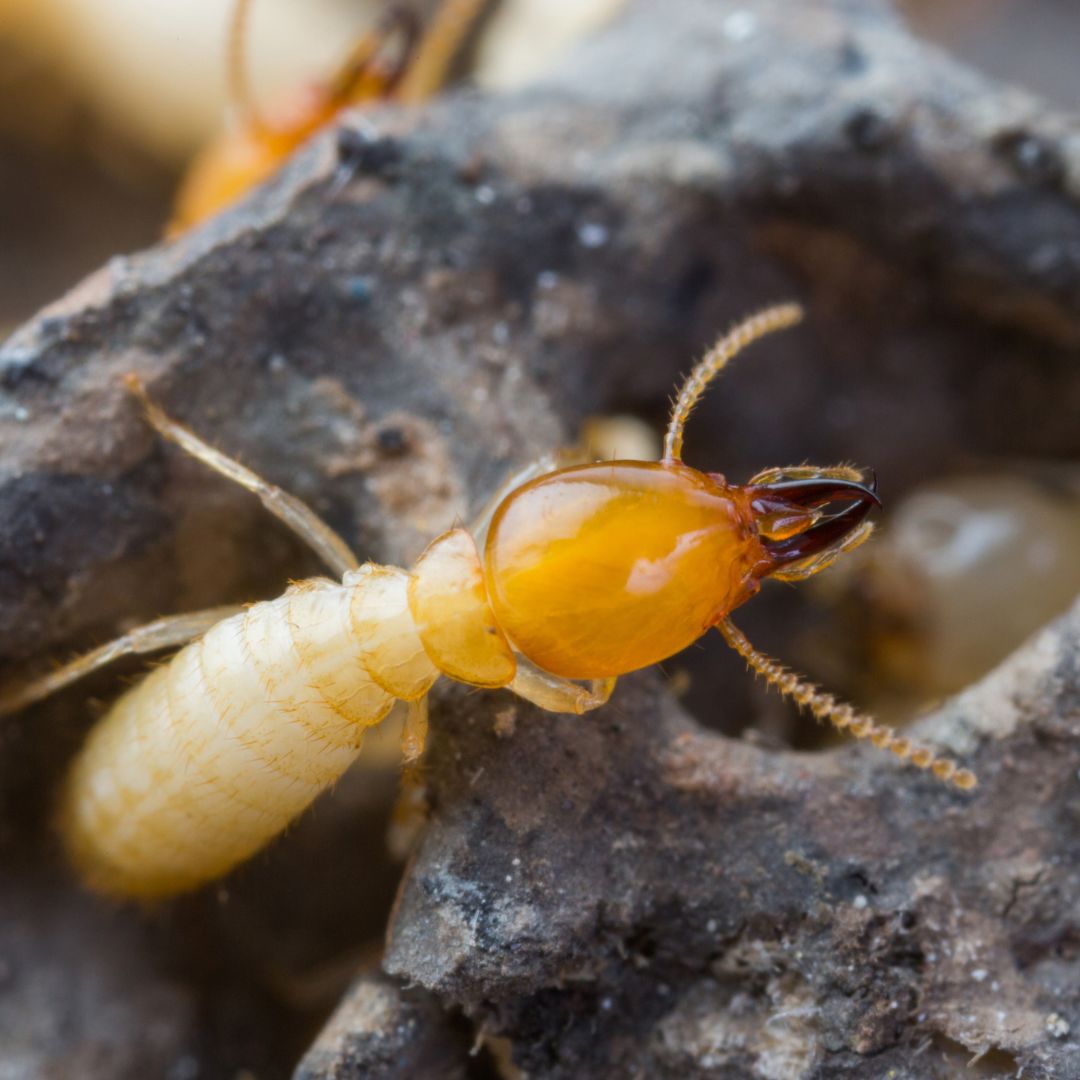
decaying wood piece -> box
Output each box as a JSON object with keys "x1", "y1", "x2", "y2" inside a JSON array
[{"x1": 1, "y1": 0, "x2": 1079, "y2": 1076}]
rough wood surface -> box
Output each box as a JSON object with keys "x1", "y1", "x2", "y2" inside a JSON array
[{"x1": 1, "y1": 0, "x2": 1079, "y2": 1076}]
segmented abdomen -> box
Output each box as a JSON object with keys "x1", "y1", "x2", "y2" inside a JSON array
[{"x1": 59, "y1": 572, "x2": 435, "y2": 898}]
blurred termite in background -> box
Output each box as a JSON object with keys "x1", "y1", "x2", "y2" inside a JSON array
[
  {"x1": 0, "y1": 0, "x2": 624, "y2": 330},
  {"x1": 169, "y1": 0, "x2": 487, "y2": 233},
  {"x1": 0, "y1": 303, "x2": 976, "y2": 903}
]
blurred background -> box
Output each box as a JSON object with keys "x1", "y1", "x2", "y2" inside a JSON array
[
  {"x1": 3, "y1": 0, "x2": 1079, "y2": 331},
  {"x1": 0, "y1": 0, "x2": 623, "y2": 330}
]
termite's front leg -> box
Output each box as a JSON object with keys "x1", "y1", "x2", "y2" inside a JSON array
[
  {"x1": 509, "y1": 664, "x2": 616, "y2": 715},
  {"x1": 126, "y1": 376, "x2": 360, "y2": 578},
  {"x1": 469, "y1": 451, "x2": 585, "y2": 546},
  {"x1": 388, "y1": 696, "x2": 432, "y2": 859}
]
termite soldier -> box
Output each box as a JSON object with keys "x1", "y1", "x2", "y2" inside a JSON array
[{"x1": 0, "y1": 303, "x2": 976, "y2": 899}]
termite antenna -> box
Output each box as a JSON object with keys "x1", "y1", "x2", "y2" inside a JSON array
[
  {"x1": 226, "y1": 0, "x2": 264, "y2": 132},
  {"x1": 663, "y1": 302, "x2": 804, "y2": 463},
  {"x1": 717, "y1": 617, "x2": 978, "y2": 791}
]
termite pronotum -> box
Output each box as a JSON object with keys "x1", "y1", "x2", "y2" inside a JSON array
[
  {"x1": 169, "y1": 0, "x2": 486, "y2": 234},
  {"x1": 0, "y1": 303, "x2": 976, "y2": 900}
]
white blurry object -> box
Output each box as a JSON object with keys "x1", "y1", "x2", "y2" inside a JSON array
[
  {"x1": 582, "y1": 413, "x2": 660, "y2": 463},
  {"x1": 856, "y1": 473, "x2": 1080, "y2": 697},
  {"x1": 475, "y1": 0, "x2": 625, "y2": 88},
  {"x1": 4, "y1": 0, "x2": 377, "y2": 161},
  {"x1": 3, "y1": 0, "x2": 629, "y2": 161}
]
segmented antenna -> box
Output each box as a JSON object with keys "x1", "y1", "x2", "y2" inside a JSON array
[
  {"x1": 664, "y1": 302, "x2": 804, "y2": 463},
  {"x1": 718, "y1": 617, "x2": 977, "y2": 790}
]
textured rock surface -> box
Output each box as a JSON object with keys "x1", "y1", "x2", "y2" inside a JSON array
[
  {"x1": 385, "y1": 606, "x2": 1080, "y2": 1078},
  {"x1": 1, "y1": 0, "x2": 1079, "y2": 1076},
  {"x1": 294, "y1": 972, "x2": 473, "y2": 1080}
]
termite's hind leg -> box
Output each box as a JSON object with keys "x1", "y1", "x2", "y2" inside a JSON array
[
  {"x1": 125, "y1": 376, "x2": 360, "y2": 579},
  {"x1": 716, "y1": 617, "x2": 977, "y2": 791},
  {"x1": 0, "y1": 606, "x2": 242, "y2": 718},
  {"x1": 387, "y1": 763, "x2": 429, "y2": 861},
  {"x1": 509, "y1": 663, "x2": 616, "y2": 715}
]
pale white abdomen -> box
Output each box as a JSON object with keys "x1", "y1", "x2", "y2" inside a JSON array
[{"x1": 59, "y1": 572, "x2": 436, "y2": 898}]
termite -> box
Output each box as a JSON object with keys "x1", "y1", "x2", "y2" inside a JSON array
[
  {"x1": 169, "y1": 0, "x2": 485, "y2": 234},
  {"x1": 0, "y1": 302, "x2": 976, "y2": 901}
]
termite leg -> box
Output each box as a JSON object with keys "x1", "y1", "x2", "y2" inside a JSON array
[
  {"x1": 509, "y1": 664, "x2": 617, "y2": 715},
  {"x1": 328, "y1": 6, "x2": 422, "y2": 106},
  {"x1": 663, "y1": 303, "x2": 804, "y2": 463},
  {"x1": 716, "y1": 617, "x2": 977, "y2": 791},
  {"x1": 401, "y1": 695, "x2": 429, "y2": 763},
  {"x1": 388, "y1": 696, "x2": 432, "y2": 859},
  {"x1": 387, "y1": 762, "x2": 429, "y2": 860},
  {"x1": 225, "y1": 0, "x2": 264, "y2": 132},
  {"x1": 0, "y1": 606, "x2": 242, "y2": 718},
  {"x1": 125, "y1": 376, "x2": 360, "y2": 578}
]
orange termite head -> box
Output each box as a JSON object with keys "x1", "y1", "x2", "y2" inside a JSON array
[
  {"x1": 484, "y1": 461, "x2": 881, "y2": 681},
  {"x1": 490, "y1": 301, "x2": 974, "y2": 790}
]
